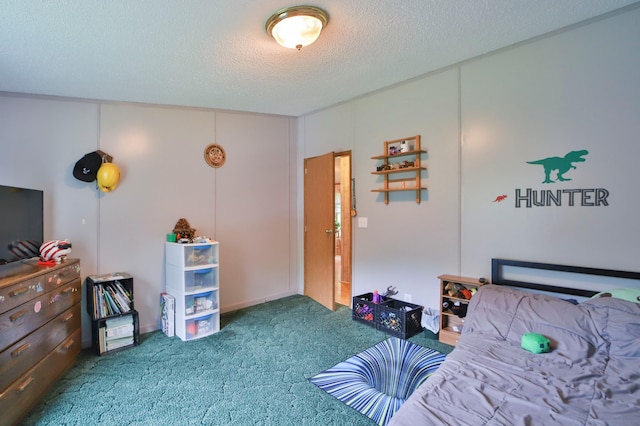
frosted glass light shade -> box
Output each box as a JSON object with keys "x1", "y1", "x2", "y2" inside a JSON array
[{"x1": 266, "y1": 6, "x2": 329, "y2": 50}]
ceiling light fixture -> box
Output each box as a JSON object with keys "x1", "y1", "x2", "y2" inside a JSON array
[{"x1": 265, "y1": 6, "x2": 329, "y2": 51}]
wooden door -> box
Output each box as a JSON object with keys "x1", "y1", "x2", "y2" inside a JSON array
[{"x1": 304, "y1": 152, "x2": 335, "y2": 310}]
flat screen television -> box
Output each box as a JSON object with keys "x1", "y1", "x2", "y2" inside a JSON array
[{"x1": 0, "y1": 185, "x2": 44, "y2": 270}]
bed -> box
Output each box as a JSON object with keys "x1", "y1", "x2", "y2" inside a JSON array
[{"x1": 389, "y1": 259, "x2": 640, "y2": 426}]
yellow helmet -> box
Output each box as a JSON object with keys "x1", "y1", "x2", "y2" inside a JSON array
[{"x1": 97, "y1": 163, "x2": 120, "y2": 192}]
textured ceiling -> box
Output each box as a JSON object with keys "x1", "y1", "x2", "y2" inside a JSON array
[{"x1": 1, "y1": 0, "x2": 637, "y2": 117}]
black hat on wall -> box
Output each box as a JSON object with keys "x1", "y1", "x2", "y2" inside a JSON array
[{"x1": 73, "y1": 151, "x2": 103, "y2": 182}]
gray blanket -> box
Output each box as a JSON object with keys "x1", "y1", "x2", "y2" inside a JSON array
[{"x1": 389, "y1": 284, "x2": 640, "y2": 426}]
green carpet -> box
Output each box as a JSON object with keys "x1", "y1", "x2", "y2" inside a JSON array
[{"x1": 22, "y1": 295, "x2": 453, "y2": 425}]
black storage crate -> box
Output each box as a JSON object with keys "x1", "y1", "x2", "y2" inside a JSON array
[
  {"x1": 85, "y1": 273, "x2": 139, "y2": 355},
  {"x1": 376, "y1": 299, "x2": 423, "y2": 339},
  {"x1": 90, "y1": 309, "x2": 140, "y2": 356},
  {"x1": 86, "y1": 273, "x2": 134, "y2": 320},
  {"x1": 352, "y1": 293, "x2": 387, "y2": 329}
]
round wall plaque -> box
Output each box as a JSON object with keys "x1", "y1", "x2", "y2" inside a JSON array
[{"x1": 204, "y1": 144, "x2": 226, "y2": 168}]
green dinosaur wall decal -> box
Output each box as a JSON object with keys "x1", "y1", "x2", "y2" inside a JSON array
[{"x1": 527, "y1": 150, "x2": 589, "y2": 184}]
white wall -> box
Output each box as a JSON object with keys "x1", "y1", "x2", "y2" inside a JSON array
[
  {"x1": 351, "y1": 70, "x2": 462, "y2": 309},
  {"x1": 0, "y1": 97, "x2": 100, "y2": 346},
  {"x1": 460, "y1": 8, "x2": 640, "y2": 275},
  {"x1": 2, "y1": 6, "x2": 639, "y2": 346},
  {"x1": 1, "y1": 98, "x2": 297, "y2": 347},
  {"x1": 213, "y1": 112, "x2": 297, "y2": 308},
  {"x1": 299, "y1": 68, "x2": 463, "y2": 309},
  {"x1": 298, "y1": 6, "x2": 640, "y2": 313}
]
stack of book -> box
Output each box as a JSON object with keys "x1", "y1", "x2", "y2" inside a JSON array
[
  {"x1": 98, "y1": 315, "x2": 135, "y2": 353},
  {"x1": 92, "y1": 280, "x2": 132, "y2": 318}
]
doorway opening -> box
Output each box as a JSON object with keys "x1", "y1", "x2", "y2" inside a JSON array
[
  {"x1": 334, "y1": 152, "x2": 353, "y2": 307},
  {"x1": 303, "y1": 151, "x2": 353, "y2": 311}
]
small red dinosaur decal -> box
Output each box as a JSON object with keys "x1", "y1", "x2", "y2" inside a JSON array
[{"x1": 493, "y1": 194, "x2": 507, "y2": 203}]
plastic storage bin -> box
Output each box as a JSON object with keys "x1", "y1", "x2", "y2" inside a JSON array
[
  {"x1": 184, "y1": 314, "x2": 217, "y2": 340},
  {"x1": 185, "y1": 268, "x2": 217, "y2": 292},
  {"x1": 184, "y1": 291, "x2": 218, "y2": 316},
  {"x1": 166, "y1": 243, "x2": 217, "y2": 268}
]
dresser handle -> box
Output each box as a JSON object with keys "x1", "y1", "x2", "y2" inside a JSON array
[
  {"x1": 17, "y1": 376, "x2": 34, "y2": 392},
  {"x1": 63, "y1": 312, "x2": 74, "y2": 322},
  {"x1": 62, "y1": 286, "x2": 74, "y2": 295},
  {"x1": 58, "y1": 270, "x2": 75, "y2": 280},
  {"x1": 62, "y1": 339, "x2": 75, "y2": 351},
  {"x1": 11, "y1": 343, "x2": 31, "y2": 358},
  {"x1": 10, "y1": 310, "x2": 28, "y2": 322},
  {"x1": 9, "y1": 287, "x2": 29, "y2": 298}
]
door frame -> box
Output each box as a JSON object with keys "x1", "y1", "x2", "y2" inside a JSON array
[
  {"x1": 334, "y1": 150, "x2": 353, "y2": 306},
  {"x1": 303, "y1": 150, "x2": 354, "y2": 309}
]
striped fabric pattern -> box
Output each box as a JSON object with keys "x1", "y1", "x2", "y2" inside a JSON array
[{"x1": 309, "y1": 337, "x2": 445, "y2": 425}]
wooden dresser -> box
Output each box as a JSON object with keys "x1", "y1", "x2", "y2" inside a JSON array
[{"x1": 0, "y1": 259, "x2": 81, "y2": 426}]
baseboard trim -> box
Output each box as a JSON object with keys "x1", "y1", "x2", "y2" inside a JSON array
[
  {"x1": 221, "y1": 290, "x2": 300, "y2": 314},
  {"x1": 135, "y1": 290, "x2": 302, "y2": 335}
]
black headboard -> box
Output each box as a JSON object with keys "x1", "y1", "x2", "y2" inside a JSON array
[{"x1": 491, "y1": 258, "x2": 640, "y2": 298}]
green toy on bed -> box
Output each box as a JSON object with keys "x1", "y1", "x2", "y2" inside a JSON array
[{"x1": 521, "y1": 333, "x2": 551, "y2": 354}]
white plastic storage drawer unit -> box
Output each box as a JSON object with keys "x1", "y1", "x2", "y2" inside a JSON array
[{"x1": 165, "y1": 242, "x2": 220, "y2": 341}]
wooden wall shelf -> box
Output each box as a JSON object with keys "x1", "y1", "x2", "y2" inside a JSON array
[{"x1": 370, "y1": 135, "x2": 427, "y2": 204}]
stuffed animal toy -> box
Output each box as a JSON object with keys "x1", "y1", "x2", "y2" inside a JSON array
[
  {"x1": 173, "y1": 218, "x2": 196, "y2": 241},
  {"x1": 459, "y1": 288, "x2": 472, "y2": 300},
  {"x1": 521, "y1": 333, "x2": 550, "y2": 354},
  {"x1": 444, "y1": 282, "x2": 465, "y2": 298}
]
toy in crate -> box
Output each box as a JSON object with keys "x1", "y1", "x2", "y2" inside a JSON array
[
  {"x1": 352, "y1": 293, "x2": 385, "y2": 328},
  {"x1": 352, "y1": 287, "x2": 398, "y2": 328},
  {"x1": 377, "y1": 299, "x2": 423, "y2": 339}
]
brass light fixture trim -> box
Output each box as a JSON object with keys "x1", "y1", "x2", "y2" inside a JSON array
[{"x1": 265, "y1": 5, "x2": 329, "y2": 50}]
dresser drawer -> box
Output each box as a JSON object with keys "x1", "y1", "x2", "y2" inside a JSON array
[
  {"x1": 0, "y1": 304, "x2": 80, "y2": 390},
  {"x1": 0, "y1": 329, "x2": 81, "y2": 426},
  {"x1": 0, "y1": 275, "x2": 46, "y2": 316},
  {"x1": 44, "y1": 261, "x2": 81, "y2": 292},
  {"x1": 0, "y1": 279, "x2": 81, "y2": 351}
]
